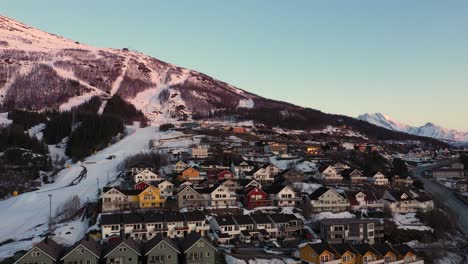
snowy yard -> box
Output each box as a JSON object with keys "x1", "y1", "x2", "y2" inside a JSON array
[
  {"x1": 392, "y1": 213, "x2": 433, "y2": 231},
  {"x1": 311, "y1": 211, "x2": 356, "y2": 221},
  {"x1": 0, "y1": 127, "x2": 178, "y2": 260}
]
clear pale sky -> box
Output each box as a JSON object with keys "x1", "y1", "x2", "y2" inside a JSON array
[{"x1": 2, "y1": 1, "x2": 467, "y2": 131}]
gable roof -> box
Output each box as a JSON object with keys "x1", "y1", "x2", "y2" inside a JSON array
[
  {"x1": 263, "y1": 185, "x2": 289, "y2": 195},
  {"x1": 61, "y1": 238, "x2": 102, "y2": 260},
  {"x1": 330, "y1": 243, "x2": 357, "y2": 256},
  {"x1": 16, "y1": 238, "x2": 63, "y2": 263},
  {"x1": 144, "y1": 234, "x2": 180, "y2": 255},
  {"x1": 232, "y1": 215, "x2": 255, "y2": 225},
  {"x1": 182, "y1": 211, "x2": 205, "y2": 222},
  {"x1": 303, "y1": 242, "x2": 337, "y2": 255},
  {"x1": 102, "y1": 187, "x2": 141, "y2": 196},
  {"x1": 103, "y1": 238, "x2": 141, "y2": 258},
  {"x1": 391, "y1": 244, "x2": 416, "y2": 256},
  {"x1": 268, "y1": 213, "x2": 298, "y2": 224},
  {"x1": 372, "y1": 243, "x2": 399, "y2": 257},
  {"x1": 250, "y1": 214, "x2": 273, "y2": 225},
  {"x1": 213, "y1": 216, "x2": 236, "y2": 226},
  {"x1": 178, "y1": 233, "x2": 216, "y2": 253},
  {"x1": 309, "y1": 187, "x2": 345, "y2": 200},
  {"x1": 352, "y1": 243, "x2": 381, "y2": 257}
]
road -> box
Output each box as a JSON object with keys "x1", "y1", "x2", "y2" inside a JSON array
[{"x1": 411, "y1": 161, "x2": 468, "y2": 237}]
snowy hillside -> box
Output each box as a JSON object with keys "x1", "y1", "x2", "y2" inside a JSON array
[
  {"x1": 0, "y1": 15, "x2": 261, "y2": 124},
  {"x1": 358, "y1": 113, "x2": 468, "y2": 143}
]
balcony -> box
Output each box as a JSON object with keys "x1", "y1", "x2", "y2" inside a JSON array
[
  {"x1": 175, "y1": 226, "x2": 189, "y2": 231},
  {"x1": 321, "y1": 259, "x2": 341, "y2": 264}
]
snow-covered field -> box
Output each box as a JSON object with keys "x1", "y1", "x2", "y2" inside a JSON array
[
  {"x1": 392, "y1": 213, "x2": 433, "y2": 231},
  {"x1": 0, "y1": 126, "x2": 171, "y2": 260},
  {"x1": 0, "y1": 112, "x2": 12, "y2": 127},
  {"x1": 311, "y1": 211, "x2": 356, "y2": 221}
]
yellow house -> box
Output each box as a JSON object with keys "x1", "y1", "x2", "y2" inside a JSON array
[
  {"x1": 353, "y1": 244, "x2": 382, "y2": 264},
  {"x1": 137, "y1": 185, "x2": 165, "y2": 208},
  {"x1": 299, "y1": 242, "x2": 338, "y2": 264},
  {"x1": 178, "y1": 167, "x2": 201, "y2": 181},
  {"x1": 391, "y1": 244, "x2": 420, "y2": 263},
  {"x1": 372, "y1": 244, "x2": 400, "y2": 264},
  {"x1": 331, "y1": 243, "x2": 358, "y2": 264}
]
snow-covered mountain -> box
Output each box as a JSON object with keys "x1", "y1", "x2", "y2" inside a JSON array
[
  {"x1": 358, "y1": 113, "x2": 468, "y2": 143},
  {"x1": 0, "y1": 15, "x2": 271, "y2": 124}
]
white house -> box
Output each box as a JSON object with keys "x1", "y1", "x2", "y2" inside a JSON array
[
  {"x1": 157, "y1": 180, "x2": 174, "y2": 198},
  {"x1": 370, "y1": 172, "x2": 389, "y2": 186},
  {"x1": 134, "y1": 169, "x2": 163, "y2": 183},
  {"x1": 265, "y1": 185, "x2": 299, "y2": 207},
  {"x1": 191, "y1": 146, "x2": 209, "y2": 158}
]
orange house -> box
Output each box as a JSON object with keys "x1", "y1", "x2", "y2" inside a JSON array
[
  {"x1": 331, "y1": 243, "x2": 358, "y2": 264},
  {"x1": 178, "y1": 167, "x2": 201, "y2": 182},
  {"x1": 299, "y1": 242, "x2": 338, "y2": 264},
  {"x1": 353, "y1": 244, "x2": 382, "y2": 264}
]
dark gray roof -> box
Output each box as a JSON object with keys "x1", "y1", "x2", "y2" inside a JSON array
[
  {"x1": 304, "y1": 242, "x2": 337, "y2": 255},
  {"x1": 232, "y1": 215, "x2": 255, "y2": 225},
  {"x1": 122, "y1": 214, "x2": 143, "y2": 224},
  {"x1": 34, "y1": 238, "x2": 63, "y2": 260},
  {"x1": 101, "y1": 214, "x2": 122, "y2": 225},
  {"x1": 103, "y1": 187, "x2": 141, "y2": 196},
  {"x1": 331, "y1": 243, "x2": 357, "y2": 255},
  {"x1": 142, "y1": 212, "x2": 164, "y2": 223},
  {"x1": 103, "y1": 238, "x2": 141, "y2": 257},
  {"x1": 391, "y1": 244, "x2": 416, "y2": 256},
  {"x1": 183, "y1": 211, "x2": 206, "y2": 222},
  {"x1": 62, "y1": 238, "x2": 102, "y2": 260},
  {"x1": 164, "y1": 212, "x2": 185, "y2": 222},
  {"x1": 353, "y1": 243, "x2": 380, "y2": 256},
  {"x1": 251, "y1": 214, "x2": 273, "y2": 224},
  {"x1": 144, "y1": 234, "x2": 180, "y2": 254},
  {"x1": 214, "y1": 216, "x2": 236, "y2": 226},
  {"x1": 309, "y1": 187, "x2": 331, "y2": 200},
  {"x1": 372, "y1": 243, "x2": 399, "y2": 257},
  {"x1": 268, "y1": 213, "x2": 298, "y2": 223},
  {"x1": 178, "y1": 232, "x2": 202, "y2": 252}
]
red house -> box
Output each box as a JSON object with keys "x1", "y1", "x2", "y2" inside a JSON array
[
  {"x1": 243, "y1": 186, "x2": 271, "y2": 209},
  {"x1": 134, "y1": 181, "x2": 151, "y2": 190},
  {"x1": 216, "y1": 170, "x2": 235, "y2": 181}
]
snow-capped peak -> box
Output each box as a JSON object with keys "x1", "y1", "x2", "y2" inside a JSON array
[{"x1": 358, "y1": 113, "x2": 468, "y2": 143}]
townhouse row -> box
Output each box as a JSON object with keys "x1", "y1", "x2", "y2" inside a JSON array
[
  {"x1": 16, "y1": 233, "x2": 217, "y2": 264},
  {"x1": 300, "y1": 242, "x2": 423, "y2": 264}
]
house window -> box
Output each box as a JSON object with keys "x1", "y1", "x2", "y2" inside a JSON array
[
  {"x1": 167, "y1": 255, "x2": 172, "y2": 260},
  {"x1": 128, "y1": 257, "x2": 133, "y2": 262},
  {"x1": 31, "y1": 251, "x2": 41, "y2": 257},
  {"x1": 206, "y1": 252, "x2": 211, "y2": 257},
  {"x1": 86, "y1": 260, "x2": 91, "y2": 264},
  {"x1": 76, "y1": 248, "x2": 85, "y2": 254}
]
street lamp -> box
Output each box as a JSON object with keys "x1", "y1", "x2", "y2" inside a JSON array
[{"x1": 48, "y1": 194, "x2": 52, "y2": 228}]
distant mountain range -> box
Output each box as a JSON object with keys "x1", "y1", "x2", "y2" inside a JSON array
[{"x1": 358, "y1": 113, "x2": 468, "y2": 144}]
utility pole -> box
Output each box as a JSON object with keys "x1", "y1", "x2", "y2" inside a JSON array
[{"x1": 48, "y1": 194, "x2": 52, "y2": 229}]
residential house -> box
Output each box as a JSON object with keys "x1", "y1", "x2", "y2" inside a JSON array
[
  {"x1": 137, "y1": 186, "x2": 165, "y2": 209},
  {"x1": 201, "y1": 185, "x2": 236, "y2": 207},
  {"x1": 264, "y1": 185, "x2": 300, "y2": 207},
  {"x1": 381, "y1": 190, "x2": 433, "y2": 213},
  {"x1": 306, "y1": 145, "x2": 321, "y2": 155},
  {"x1": 392, "y1": 244, "x2": 424, "y2": 264},
  {"x1": 243, "y1": 186, "x2": 271, "y2": 209},
  {"x1": 178, "y1": 167, "x2": 204, "y2": 183},
  {"x1": 101, "y1": 187, "x2": 140, "y2": 213},
  {"x1": 174, "y1": 160, "x2": 189, "y2": 174},
  {"x1": 177, "y1": 186, "x2": 209, "y2": 209},
  {"x1": 432, "y1": 162, "x2": 464, "y2": 179},
  {"x1": 165, "y1": 212, "x2": 189, "y2": 238},
  {"x1": 299, "y1": 242, "x2": 339, "y2": 264},
  {"x1": 393, "y1": 175, "x2": 414, "y2": 187},
  {"x1": 232, "y1": 215, "x2": 256, "y2": 243},
  {"x1": 277, "y1": 169, "x2": 305, "y2": 184},
  {"x1": 61, "y1": 238, "x2": 102, "y2": 264},
  {"x1": 134, "y1": 169, "x2": 162, "y2": 183},
  {"x1": 183, "y1": 211, "x2": 209, "y2": 236},
  {"x1": 231, "y1": 160, "x2": 255, "y2": 177},
  {"x1": 331, "y1": 243, "x2": 358, "y2": 264},
  {"x1": 191, "y1": 146, "x2": 209, "y2": 159},
  {"x1": 215, "y1": 170, "x2": 236, "y2": 181},
  {"x1": 341, "y1": 169, "x2": 367, "y2": 185},
  {"x1": 103, "y1": 239, "x2": 141, "y2": 264},
  {"x1": 268, "y1": 214, "x2": 303, "y2": 240},
  {"x1": 353, "y1": 243, "x2": 382, "y2": 264},
  {"x1": 251, "y1": 214, "x2": 278, "y2": 241},
  {"x1": 130, "y1": 163, "x2": 154, "y2": 175},
  {"x1": 179, "y1": 233, "x2": 216, "y2": 264},
  {"x1": 318, "y1": 165, "x2": 343, "y2": 184},
  {"x1": 308, "y1": 187, "x2": 350, "y2": 213},
  {"x1": 16, "y1": 238, "x2": 62, "y2": 264},
  {"x1": 318, "y1": 218, "x2": 384, "y2": 245},
  {"x1": 249, "y1": 163, "x2": 281, "y2": 184},
  {"x1": 332, "y1": 162, "x2": 351, "y2": 174},
  {"x1": 134, "y1": 181, "x2": 151, "y2": 191},
  {"x1": 157, "y1": 180, "x2": 174, "y2": 198},
  {"x1": 221, "y1": 179, "x2": 242, "y2": 192},
  {"x1": 264, "y1": 143, "x2": 288, "y2": 155},
  {"x1": 144, "y1": 234, "x2": 179, "y2": 264},
  {"x1": 345, "y1": 191, "x2": 384, "y2": 212},
  {"x1": 209, "y1": 216, "x2": 240, "y2": 243},
  {"x1": 370, "y1": 172, "x2": 389, "y2": 186}
]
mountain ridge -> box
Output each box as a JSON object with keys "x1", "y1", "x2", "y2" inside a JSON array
[{"x1": 358, "y1": 112, "x2": 468, "y2": 143}]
